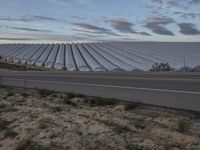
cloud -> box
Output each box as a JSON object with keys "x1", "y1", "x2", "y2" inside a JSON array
[
  {"x1": 72, "y1": 28, "x2": 115, "y2": 35},
  {"x1": 139, "y1": 32, "x2": 151, "y2": 36},
  {"x1": 145, "y1": 0, "x2": 199, "y2": 12},
  {"x1": 144, "y1": 17, "x2": 174, "y2": 35},
  {"x1": 178, "y1": 23, "x2": 200, "y2": 35},
  {"x1": 189, "y1": 0, "x2": 200, "y2": 4},
  {"x1": 145, "y1": 0, "x2": 180, "y2": 8},
  {"x1": 105, "y1": 19, "x2": 135, "y2": 33},
  {"x1": 28, "y1": 15, "x2": 58, "y2": 21},
  {"x1": 49, "y1": 0, "x2": 71, "y2": 6},
  {"x1": 75, "y1": 33, "x2": 106, "y2": 38},
  {"x1": 145, "y1": 24, "x2": 174, "y2": 35},
  {"x1": 0, "y1": 24, "x2": 53, "y2": 33},
  {"x1": 10, "y1": 27, "x2": 52, "y2": 33},
  {"x1": 72, "y1": 23, "x2": 118, "y2": 36},
  {"x1": 49, "y1": 0, "x2": 92, "y2": 6},
  {"x1": 0, "y1": 15, "x2": 59, "y2": 23},
  {"x1": 145, "y1": 17, "x2": 175, "y2": 25},
  {"x1": 174, "y1": 12, "x2": 197, "y2": 19},
  {"x1": 105, "y1": 19, "x2": 151, "y2": 36},
  {"x1": 0, "y1": 17, "x2": 31, "y2": 22},
  {"x1": 0, "y1": 37, "x2": 37, "y2": 41}
]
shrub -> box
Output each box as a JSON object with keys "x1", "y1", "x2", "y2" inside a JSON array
[
  {"x1": 150, "y1": 63, "x2": 174, "y2": 72},
  {"x1": 63, "y1": 97, "x2": 77, "y2": 106},
  {"x1": 0, "y1": 103, "x2": 6, "y2": 109},
  {"x1": 5, "y1": 130, "x2": 18, "y2": 138},
  {"x1": 177, "y1": 119, "x2": 191, "y2": 133},
  {"x1": 0, "y1": 119, "x2": 10, "y2": 130},
  {"x1": 67, "y1": 92, "x2": 86, "y2": 99},
  {"x1": 51, "y1": 106, "x2": 63, "y2": 112},
  {"x1": 7, "y1": 91, "x2": 14, "y2": 97},
  {"x1": 20, "y1": 92, "x2": 29, "y2": 98},
  {"x1": 16, "y1": 140, "x2": 48, "y2": 150},
  {"x1": 84, "y1": 97, "x2": 116, "y2": 106},
  {"x1": 124, "y1": 103, "x2": 139, "y2": 111},
  {"x1": 67, "y1": 92, "x2": 76, "y2": 99},
  {"x1": 38, "y1": 89, "x2": 53, "y2": 98},
  {"x1": 134, "y1": 121, "x2": 145, "y2": 129}
]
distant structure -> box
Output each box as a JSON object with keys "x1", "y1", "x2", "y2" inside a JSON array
[{"x1": 0, "y1": 42, "x2": 200, "y2": 71}]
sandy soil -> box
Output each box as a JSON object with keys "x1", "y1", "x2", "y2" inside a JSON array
[{"x1": 0, "y1": 86, "x2": 200, "y2": 150}]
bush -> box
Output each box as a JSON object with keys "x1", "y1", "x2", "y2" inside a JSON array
[
  {"x1": 84, "y1": 97, "x2": 116, "y2": 106},
  {"x1": 38, "y1": 89, "x2": 53, "y2": 98},
  {"x1": 177, "y1": 119, "x2": 191, "y2": 133},
  {"x1": 20, "y1": 92, "x2": 29, "y2": 98},
  {"x1": 51, "y1": 106, "x2": 63, "y2": 112},
  {"x1": 0, "y1": 119, "x2": 10, "y2": 130},
  {"x1": 7, "y1": 91, "x2": 15, "y2": 97},
  {"x1": 150, "y1": 63, "x2": 174, "y2": 72},
  {"x1": 124, "y1": 103, "x2": 139, "y2": 111},
  {"x1": 67, "y1": 92, "x2": 86, "y2": 99},
  {"x1": 16, "y1": 140, "x2": 49, "y2": 150},
  {"x1": 5, "y1": 130, "x2": 18, "y2": 138},
  {"x1": 67, "y1": 92, "x2": 76, "y2": 99},
  {"x1": 63, "y1": 97, "x2": 77, "y2": 106}
]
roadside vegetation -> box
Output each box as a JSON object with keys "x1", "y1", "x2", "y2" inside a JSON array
[
  {"x1": 150, "y1": 63, "x2": 174, "y2": 72},
  {"x1": 0, "y1": 60, "x2": 46, "y2": 71},
  {"x1": 1, "y1": 59, "x2": 200, "y2": 72},
  {"x1": 150, "y1": 62, "x2": 200, "y2": 72},
  {"x1": 0, "y1": 86, "x2": 200, "y2": 150}
]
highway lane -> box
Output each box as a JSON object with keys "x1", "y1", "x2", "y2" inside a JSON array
[
  {"x1": 1, "y1": 71, "x2": 200, "y2": 92},
  {"x1": 1, "y1": 71, "x2": 200, "y2": 111}
]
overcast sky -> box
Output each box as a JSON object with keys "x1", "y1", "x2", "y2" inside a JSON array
[{"x1": 0, "y1": 0, "x2": 200, "y2": 43}]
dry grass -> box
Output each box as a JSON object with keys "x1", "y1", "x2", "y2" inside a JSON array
[{"x1": 0, "y1": 86, "x2": 200, "y2": 150}]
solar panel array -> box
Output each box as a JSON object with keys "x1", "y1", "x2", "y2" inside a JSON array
[{"x1": 0, "y1": 42, "x2": 200, "y2": 71}]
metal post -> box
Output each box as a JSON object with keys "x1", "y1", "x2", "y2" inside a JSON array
[
  {"x1": 24, "y1": 79, "x2": 26, "y2": 91},
  {"x1": 0, "y1": 74, "x2": 2, "y2": 101},
  {"x1": 27, "y1": 63, "x2": 28, "y2": 71},
  {"x1": 184, "y1": 57, "x2": 186, "y2": 72}
]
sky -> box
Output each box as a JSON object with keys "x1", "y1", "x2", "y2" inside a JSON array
[{"x1": 0, "y1": 0, "x2": 200, "y2": 43}]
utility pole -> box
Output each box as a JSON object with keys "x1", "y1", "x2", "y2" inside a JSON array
[
  {"x1": 27, "y1": 62, "x2": 28, "y2": 71},
  {"x1": 184, "y1": 57, "x2": 186, "y2": 68},
  {"x1": 0, "y1": 68, "x2": 2, "y2": 101},
  {"x1": 183, "y1": 57, "x2": 186, "y2": 72}
]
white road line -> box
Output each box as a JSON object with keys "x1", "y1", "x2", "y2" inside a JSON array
[{"x1": 2, "y1": 78, "x2": 200, "y2": 95}]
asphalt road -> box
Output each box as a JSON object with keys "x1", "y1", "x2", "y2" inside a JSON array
[{"x1": 1, "y1": 70, "x2": 200, "y2": 111}]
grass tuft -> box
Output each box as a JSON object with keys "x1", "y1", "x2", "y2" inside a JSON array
[
  {"x1": 38, "y1": 89, "x2": 53, "y2": 98},
  {"x1": 0, "y1": 103, "x2": 7, "y2": 109},
  {"x1": 51, "y1": 106, "x2": 63, "y2": 112},
  {"x1": 84, "y1": 97, "x2": 116, "y2": 106},
  {"x1": 63, "y1": 97, "x2": 77, "y2": 106},
  {"x1": 16, "y1": 140, "x2": 48, "y2": 150},
  {"x1": 0, "y1": 119, "x2": 10, "y2": 130},
  {"x1": 124, "y1": 103, "x2": 139, "y2": 111},
  {"x1": 134, "y1": 121, "x2": 145, "y2": 130},
  {"x1": 4, "y1": 130, "x2": 18, "y2": 138},
  {"x1": 38, "y1": 118, "x2": 56, "y2": 129},
  {"x1": 20, "y1": 92, "x2": 29, "y2": 98},
  {"x1": 7, "y1": 91, "x2": 14, "y2": 97},
  {"x1": 177, "y1": 119, "x2": 191, "y2": 133},
  {"x1": 67, "y1": 92, "x2": 76, "y2": 99},
  {"x1": 67, "y1": 92, "x2": 86, "y2": 99},
  {"x1": 95, "y1": 119, "x2": 135, "y2": 133}
]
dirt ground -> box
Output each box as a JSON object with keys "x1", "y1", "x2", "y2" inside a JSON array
[{"x1": 0, "y1": 86, "x2": 200, "y2": 150}]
